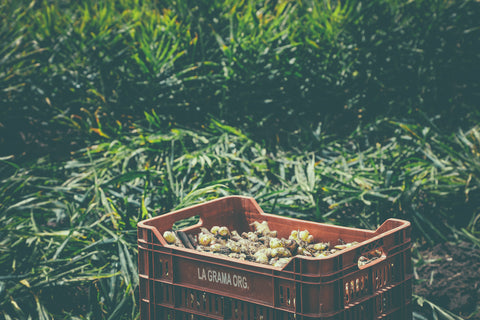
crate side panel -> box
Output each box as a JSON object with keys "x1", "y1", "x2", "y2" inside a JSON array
[
  {"x1": 343, "y1": 269, "x2": 370, "y2": 305},
  {"x1": 154, "y1": 281, "x2": 174, "y2": 306},
  {"x1": 147, "y1": 250, "x2": 173, "y2": 282},
  {"x1": 138, "y1": 247, "x2": 148, "y2": 276},
  {"x1": 175, "y1": 257, "x2": 275, "y2": 306},
  {"x1": 299, "y1": 281, "x2": 338, "y2": 315},
  {"x1": 177, "y1": 286, "x2": 226, "y2": 318},
  {"x1": 139, "y1": 276, "x2": 150, "y2": 302},
  {"x1": 276, "y1": 278, "x2": 296, "y2": 312}
]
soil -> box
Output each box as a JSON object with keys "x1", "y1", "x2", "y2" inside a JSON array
[{"x1": 414, "y1": 241, "x2": 480, "y2": 319}]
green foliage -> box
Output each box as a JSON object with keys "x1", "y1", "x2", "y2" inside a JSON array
[
  {"x1": 1, "y1": 0, "x2": 479, "y2": 155},
  {"x1": 1, "y1": 0, "x2": 479, "y2": 318},
  {"x1": 1, "y1": 0, "x2": 196, "y2": 155},
  {"x1": 2, "y1": 117, "x2": 480, "y2": 318},
  {"x1": 347, "y1": 0, "x2": 480, "y2": 125},
  {"x1": 413, "y1": 295, "x2": 465, "y2": 320}
]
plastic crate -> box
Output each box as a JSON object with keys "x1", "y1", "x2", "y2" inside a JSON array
[{"x1": 138, "y1": 196, "x2": 412, "y2": 320}]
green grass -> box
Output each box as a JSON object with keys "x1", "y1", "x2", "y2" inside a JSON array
[
  {"x1": 2, "y1": 116, "x2": 480, "y2": 318},
  {"x1": 1, "y1": 0, "x2": 479, "y2": 151},
  {"x1": 1, "y1": 0, "x2": 480, "y2": 318}
]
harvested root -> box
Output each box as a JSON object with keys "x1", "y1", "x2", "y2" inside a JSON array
[{"x1": 163, "y1": 221, "x2": 360, "y2": 267}]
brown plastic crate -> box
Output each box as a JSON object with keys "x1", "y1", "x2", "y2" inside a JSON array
[{"x1": 138, "y1": 196, "x2": 412, "y2": 320}]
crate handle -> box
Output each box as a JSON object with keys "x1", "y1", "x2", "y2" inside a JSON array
[
  {"x1": 357, "y1": 248, "x2": 386, "y2": 270},
  {"x1": 138, "y1": 196, "x2": 263, "y2": 246},
  {"x1": 159, "y1": 196, "x2": 262, "y2": 229}
]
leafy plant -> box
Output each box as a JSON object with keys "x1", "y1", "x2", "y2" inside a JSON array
[{"x1": 1, "y1": 0, "x2": 479, "y2": 318}]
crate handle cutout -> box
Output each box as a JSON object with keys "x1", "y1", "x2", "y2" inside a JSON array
[
  {"x1": 172, "y1": 215, "x2": 200, "y2": 231},
  {"x1": 357, "y1": 248, "x2": 386, "y2": 270},
  {"x1": 138, "y1": 196, "x2": 265, "y2": 246}
]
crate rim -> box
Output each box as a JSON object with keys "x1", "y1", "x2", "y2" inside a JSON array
[{"x1": 137, "y1": 195, "x2": 411, "y2": 271}]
